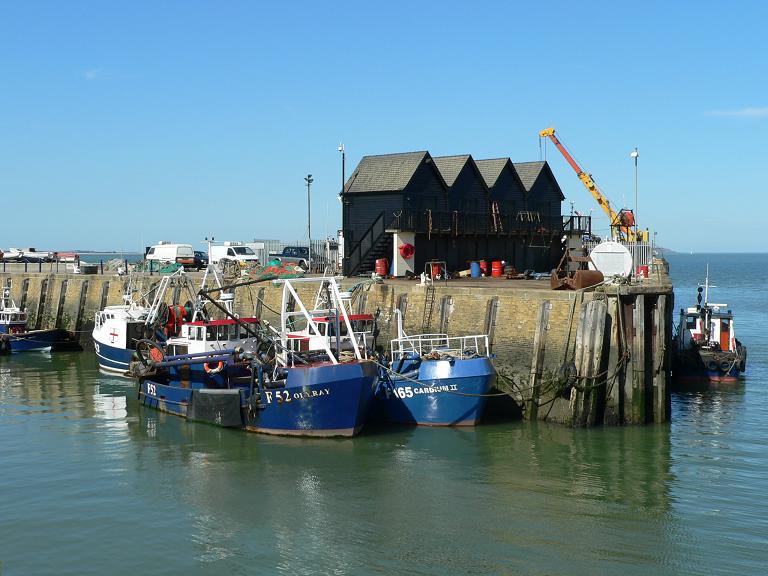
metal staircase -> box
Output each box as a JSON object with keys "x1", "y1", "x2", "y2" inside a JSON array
[{"x1": 344, "y1": 212, "x2": 393, "y2": 276}]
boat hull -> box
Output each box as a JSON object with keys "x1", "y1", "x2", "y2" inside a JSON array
[
  {"x1": 672, "y1": 348, "x2": 745, "y2": 384},
  {"x1": 373, "y1": 357, "x2": 495, "y2": 426},
  {"x1": 93, "y1": 339, "x2": 136, "y2": 373},
  {"x1": 138, "y1": 360, "x2": 380, "y2": 438},
  {"x1": 0, "y1": 329, "x2": 74, "y2": 353}
]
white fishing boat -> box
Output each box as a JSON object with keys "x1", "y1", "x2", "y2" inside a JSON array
[{"x1": 93, "y1": 244, "x2": 260, "y2": 374}]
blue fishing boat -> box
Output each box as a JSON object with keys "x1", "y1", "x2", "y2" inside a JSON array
[
  {"x1": 372, "y1": 310, "x2": 496, "y2": 426},
  {"x1": 133, "y1": 277, "x2": 379, "y2": 437},
  {"x1": 0, "y1": 287, "x2": 75, "y2": 353}
]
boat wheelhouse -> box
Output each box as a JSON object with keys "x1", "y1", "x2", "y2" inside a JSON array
[
  {"x1": 673, "y1": 267, "x2": 747, "y2": 383},
  {"x1": 0, "y1": 288, "x2": 28, "y2": 335}
]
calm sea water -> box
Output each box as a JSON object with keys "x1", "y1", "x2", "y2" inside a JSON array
[{"x1": 1, "y1": 253, "x2": 767, "y2": 575}]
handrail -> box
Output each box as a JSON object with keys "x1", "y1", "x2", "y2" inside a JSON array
[
  {"x1": 391, "y1": 333, "x2": 490, "y2": 361},
  {"x1": 384, "y1": 210, "x2": 565, "y2": 236}
]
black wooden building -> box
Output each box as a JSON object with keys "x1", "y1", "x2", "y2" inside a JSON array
[{"x1": 341, "y1": 151, "x2": 576, "y2": 276}]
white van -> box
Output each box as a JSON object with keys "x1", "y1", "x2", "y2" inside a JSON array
[
  {"x1": 145, "y1": 241, "x2": 195, "y2": 268},
  {"x1": 209, "y1": 242, "x2": 260, "y2": 268}
]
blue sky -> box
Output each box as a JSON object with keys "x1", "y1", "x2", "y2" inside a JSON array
[{"x1": 1, "y1": 0, "x2": 766, "y2": 253}]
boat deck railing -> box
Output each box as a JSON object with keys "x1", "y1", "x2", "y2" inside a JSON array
[{"x1": 391, "y1": 333, "x2": 490, "y2": 361}]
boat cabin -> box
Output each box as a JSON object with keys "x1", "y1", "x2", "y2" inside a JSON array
[
  {"x1": 94, "y1": 305, "x2": 149, "y2": 349},
  {"x1": 165, "y1": 317, "x2": 260, "y2": 356},
  {"x1": 679, "y1": 306, "x2": 736, "y2": 352},
  {"x1": 0, "y1": 288, "x2": 28, "y2": 334}
]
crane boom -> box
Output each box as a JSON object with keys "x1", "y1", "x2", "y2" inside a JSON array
[{"x1": 539, "y1": 127, "x2": 637, "y2": 242}]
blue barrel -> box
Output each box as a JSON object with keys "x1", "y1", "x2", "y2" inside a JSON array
[{"x1": 470, "y1": 261, "x2": 481, "y2": 278}]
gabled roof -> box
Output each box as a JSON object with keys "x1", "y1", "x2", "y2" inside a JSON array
[
  {"x1": 433, "y1": 155, "x2": 471, "y2": 187},
  {"x1": 513, "y1": 161, "x2": 547, "y2": 191},
  {"x1": 513, "y1": 161, "x2": 565, "y2": 200},
  {"x1": 476, "y1": 157, "x2": 522, "y2": 188},
  {"x1": 343, "y1": 151, "x2": 430, "y2": 194}
]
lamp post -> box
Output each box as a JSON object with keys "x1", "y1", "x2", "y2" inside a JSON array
[
  {"x1": 338, "y1": 143, "x2": 346, "y2": 274},
  {"x1": 305, "y1": 174, "x2": 313, "y2": 273},
  {"x1": 630, "y1": 147, "x2": 639, "y2": 243}
]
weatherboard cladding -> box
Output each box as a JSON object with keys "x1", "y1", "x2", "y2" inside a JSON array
[
  {"x1": 433, "y1": 155, "x2": 489, "y2": 213},
  {"x1": 513, "y1": 161, "x2": 564, "y2": 219},
  {"x1": 403, "y1": 156, "x2": 448, "y2": 212},
  {"x1": 513, "y1": 161, "x2": 547, "y2": 192},
  {"x1": 476, "y1": 158, "x2": 527, "y2": 214}
]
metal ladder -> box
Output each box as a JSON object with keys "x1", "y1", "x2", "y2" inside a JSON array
[{"x1": 421, "y1": 282, "x2": 436, "y2": 333}]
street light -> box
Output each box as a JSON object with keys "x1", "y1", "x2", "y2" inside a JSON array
[
  {"x1": 630, "y1": 147, "x2": 639, "y2": 243},
  {"x1": 338, "y1": 143, "x2": 346, "y2": 274},
  {"x1": 305, "y1": 174, "x2": 313, "y2": 273}
]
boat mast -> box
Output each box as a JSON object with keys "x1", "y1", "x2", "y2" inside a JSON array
[{"x1": 704, "y1": 264, "x2": 710, "y2": 307}]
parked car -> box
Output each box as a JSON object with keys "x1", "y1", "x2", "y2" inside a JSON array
[
  {"x1": 210, "y1": 242, "x2": 260, "y2": 269},
  {"x1": 145, "y1": 241, "x2": 195, "y2": 268},
  {"x1": 268, "y1": 246, "x2": 311, "y2": 269}
]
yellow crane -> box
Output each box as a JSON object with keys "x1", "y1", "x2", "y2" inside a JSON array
[{"x1": 539, "y1": 127, "x2": 645, "y2": 242}]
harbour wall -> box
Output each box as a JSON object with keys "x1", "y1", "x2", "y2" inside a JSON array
[{"x1": 0, "y1": 268, "x2": 673, "y2": 427}]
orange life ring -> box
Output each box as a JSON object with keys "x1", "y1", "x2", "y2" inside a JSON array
[{"x1": 204, "y1": 361, "x2": 225, "y2": 374}]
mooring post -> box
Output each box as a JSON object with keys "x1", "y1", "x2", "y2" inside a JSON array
[
  {"x1": 604, "y1": 295, "x2": 622, "y2": 425},
  {"x1": 652, "y1": 294, "x2": 669, "y2": 423},
  {"x1": 632, "y1": 294, "x2": 647, "y2": 424},
  {"x1": 572, "y1": 300, "x2": 608, "y2": 427},
  {"x1": 528, "y1": 300, "x2": 551, "y2": 421}
]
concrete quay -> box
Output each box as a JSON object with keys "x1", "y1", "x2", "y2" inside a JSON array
[{"x1": 0, "y1": 265, "x2": 673, "y2": 427}]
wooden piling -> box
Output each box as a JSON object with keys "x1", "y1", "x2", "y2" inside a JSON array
[
  {"x1": 527, "y1": 300, "x2": 551, "y2": 421},
  {"x1": 572, "y1": 299, "x2": 608, "y2": 427},
  {"x1": 653, "y1": 294, "x2": 669, "y2": 423},
  {"x1": 632, "y1": 294, "x2": 646, "y2": 424},
  {"x1": 603, "y1": 294, "x2": 622, "y2": 425}
]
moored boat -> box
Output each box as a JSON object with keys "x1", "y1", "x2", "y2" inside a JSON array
[
  {"x1": 132, "y1": 277, "x2": 379, "y2": 437},
  {"x1": 93, "y1": 248, "x2": 259, "y2": 374},
  {"x1": 0, "y1": 287, "x2": 75, "y2": 353},
  {"x1": 672, "y1": 267, "x2": 747, "y2": 383},
  {"x1": 371, "y1": 310, "x2": 496, "y2": 426}
]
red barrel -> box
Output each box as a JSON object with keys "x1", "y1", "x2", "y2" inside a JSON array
[
  {"x1": 636, "y1": 265, "x2": 649, "y2": 278},
  {"x1": 479, "y1": 260, "x2": 488, "y2": 276},
  {"x1": 431, "y1": 262, "x2": 441, "y2": 279},
  {"x1": 375, "y1": 258, "x2": 388, "y2": 277},
  {"x1": 491, "y1": 260, "x2": 503, "y2": 277}
]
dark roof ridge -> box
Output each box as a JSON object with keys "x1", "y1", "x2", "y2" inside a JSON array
[{"x1": 358, "y1": 150, "x2": 428, "y2": 159}]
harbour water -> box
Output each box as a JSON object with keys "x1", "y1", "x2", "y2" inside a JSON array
[{"x1": 1, "y1": 253, "x2": 767, "y2": 575}]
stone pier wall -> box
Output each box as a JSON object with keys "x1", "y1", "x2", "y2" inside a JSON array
[{"x1": 1, "y1": 270, "x2": 673, "y2": 427}]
